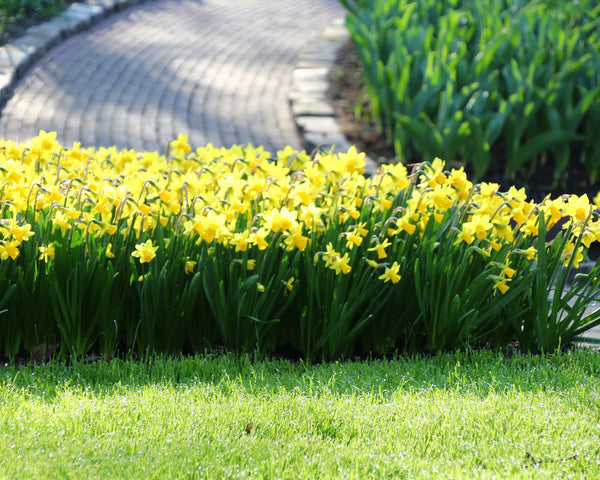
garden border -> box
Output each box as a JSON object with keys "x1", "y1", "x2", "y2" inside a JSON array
[{"x1": 289, "y1": 17, "x2": 377, "y2": 176}]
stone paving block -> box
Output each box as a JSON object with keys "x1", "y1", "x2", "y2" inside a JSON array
[
  {"x1": 291, "y1": 80, "x2": 330, "y2": 95},
  {"x1": 25, "y1": 23, "x2": 62, "y2": 43},
  {"x1": 44, "y1": 15, "x2": 85, "y2": 36},
  {"x1": 303, "y1": 130, "x2": 350, "y2": 150},
  {"x1": 86, "y1": 0, "x2": 120, "y2": 11},
  {"x1": 0, "y1": 73, "x2": 14, "y2": 98},
  {"x1": 322, "y1": 24, "x2": 350, "y2": 42},
  {"x1": 63, "y1": 3, "x2": 102, "y2": 26},
  {"x1": 292, "y1": 68, "x2": 329, "y2": 82},
  {"x1": 295, "y1": 115, "x2": 341, "y2": 132},
  {"x1": 290, "y1": 100, "x2": 334, "y2": 117},
  {"x1": 69, "y1": 2, "x2": 105, "y2": 20},
  {"x1": 288, "y1": 90, "x2": 326, "y2": 102},
  {"x1": 299, "y1": 51, "x2": 337, "y2": 66},
  {"x1": 0, "y1": 45, "x2": 32, "y2": 70}
]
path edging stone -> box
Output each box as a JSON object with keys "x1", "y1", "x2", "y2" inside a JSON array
[{"x1": 289, "y1": 17, "x2": 377, "y2": 176}]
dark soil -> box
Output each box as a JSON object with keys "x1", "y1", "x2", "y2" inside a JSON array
[
  {"x1": 327, "y1": 41, "x2": 398, "y2": 165},
  {"x1": 327, "y1": 40, "x2": 600, "y2": 202}
]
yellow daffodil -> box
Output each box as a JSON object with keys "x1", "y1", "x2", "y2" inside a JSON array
[
  {"x1": 31, "y1": 130, "x2": 58, "y2": 154},
  {"x1": 4, "y1": 130, "x2": 600, "y2": 350},
  {"x1": 253, "y1": 228, "x2": 269, "y2": 251},
  {"x1": 184, "y1": 260, "x2": 197, "y2": 274},
  {"x1": 493, "y1": 278, "x2": 510, "y2": 295},
  {"x1": 230, "y1": 230, "x2": 252, "y2": 252},
  {"x1": 368, "y1": 238, "x2": 391, "y2": 259},
  {"x1": 564, "y1": 194, "x2": 591, "y2": 225},
  {"x1": 515, "y1": 246, "x2": 537, "y2": 261},
  {"x1": 500, "y1": 264, "x2": 516, "y2": 279},
  {"x1": 562, "y1": 242, "x2": 584, "y2": 268},
  {"x1": 458, "y1": 226, "x2": 475, "y2": 245},
  {"x1": 462, "y1": 214, "x2": 493, "y2": 240},
  {"x1": 0, "y1": 240, "x2": 20, "y2": 260},
  {"x1": 423, "y1": 157, "x2": 447, "y2": 187},
  {"x1": 38, "y1": 244, "x2": 55, "y2": 263},
  {"x1": 322, "y1": 242, "x2": 339, "y2": 267},
  {"x1": 330, "y1": 253, "x2": 352, "y2": 275},
  {"x1": 344, "y1": 230, "x2": 363, "y2": 250},
  {"x1": 263, "y1": 207, "x2": 297, "y2": 233},
  {"x1": 284, "y1": 226, "x2": 308, "y2": 252},
  {"x1": 9, "y1": 223, "x2": 34, "y2": 242},
  {"x1": 131, "y1": 239, "x2": 159, "y2": 263},
  {"x1": 170, "y1": 134, "x2": 192, "y2": 156},
  {"x1": 337, "y1": 146, "x2": 366, "y2": 174},
  {"x1": 378, "y1": 261, "x2": 401, "y2": 284}
]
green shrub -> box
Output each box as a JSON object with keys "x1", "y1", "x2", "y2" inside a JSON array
[
  {"x1": 1, "y1": 0, "x2": 70, "y2": 38},
  {"x1": 340, "y1": 0, "x2": 600, "y2": 189}
]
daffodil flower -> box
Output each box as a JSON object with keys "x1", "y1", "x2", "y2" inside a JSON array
[
  {"x1": 378, "y1": 261, "x2": 401, "y2": 284},
  {"x1": 0, "y1": 240, "x2": 20, "y2": 260},
  {"x1": 9, "y1": 223, "x2": 35, "y2": 242},
  {"x1": 38, "y1": 244, "x2": 55, "y2": 263},
  {"x1": 184, "y1": 260, "x2": 197, "y2": 274},
  {"x1": 131, "y1": 240, "x2": 158, "y2": 263},
  {"x1": 329, "y1": 253, "x2": 352, "y2": 275},
  {"x1": 368, "y1": 238, "x2": 391, "y2": 259},
  {"x1": 321, "y1": 242, "x2": 340, "y2": 267},
  {"x1": 493, "y1": 278, "x2": 510, "y2": 295},
  {"x1": 170, "y1": 134, "x2": 192, "y2": 156}
]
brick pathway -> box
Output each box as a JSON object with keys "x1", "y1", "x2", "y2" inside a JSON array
[{"x1": 0, "y1": 0, "x2": 345, "y2": 153}]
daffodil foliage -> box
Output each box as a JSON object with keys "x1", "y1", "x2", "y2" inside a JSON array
[{"x1": 1, "y1": 131, "x2": 600, "y2": 360}]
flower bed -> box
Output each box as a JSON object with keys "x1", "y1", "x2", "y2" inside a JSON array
[{"x1": 0, "y1": 132, "x2": 599, "y2": 361}]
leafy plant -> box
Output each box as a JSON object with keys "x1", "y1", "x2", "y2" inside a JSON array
[
  {"x1": 340, "y1": 0, "x2": 600, "y2": 189},
  {"x1": 515, "y1": 212, "x2": 600, "y2": 352},
  {"x1": 0, "y1": 0, "x2": 71, "y2": 40},
  {"x1": 0, "y1": 134, "x2": 600, "y2": 360}
]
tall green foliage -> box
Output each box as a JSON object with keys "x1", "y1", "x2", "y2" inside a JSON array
[
  {"x1": 340, "y1": 0, "x2": 600, "y2": 187},
  {"x1": 1, "y1": 135, "x2": 600, "y2": 361},
  {"x1": 0, "y1": 0, "x2": 70, "y2": 39}
]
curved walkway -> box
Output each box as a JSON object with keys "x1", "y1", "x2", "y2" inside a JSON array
[{"x1": 0, "y1": 0, "x2": 345, "y2": 153}]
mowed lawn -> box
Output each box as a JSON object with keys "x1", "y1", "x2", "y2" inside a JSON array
[{"x1": 0, "y1": 350, "x2": 599, "y2": 479}]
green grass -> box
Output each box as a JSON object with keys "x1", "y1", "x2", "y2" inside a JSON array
[{"x1": 0, "y1": 350, "x2": 599, "y2": 478}]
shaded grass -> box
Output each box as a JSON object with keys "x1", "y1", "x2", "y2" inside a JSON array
[{"x1": 0, "y1": 350, "x2": 599, "y2": 478}]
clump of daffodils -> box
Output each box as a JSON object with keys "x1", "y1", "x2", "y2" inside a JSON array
[
  {"x1": 0, "y1": 132, "x2": 598, "y2": 295},
  {"x1": 3, "y1": 131, "x2": 600, "y2": 358}
]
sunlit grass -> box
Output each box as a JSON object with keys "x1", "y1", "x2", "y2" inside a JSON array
[{"x1": 0, "y1": 350, "x2": 599, "y2": 478}]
